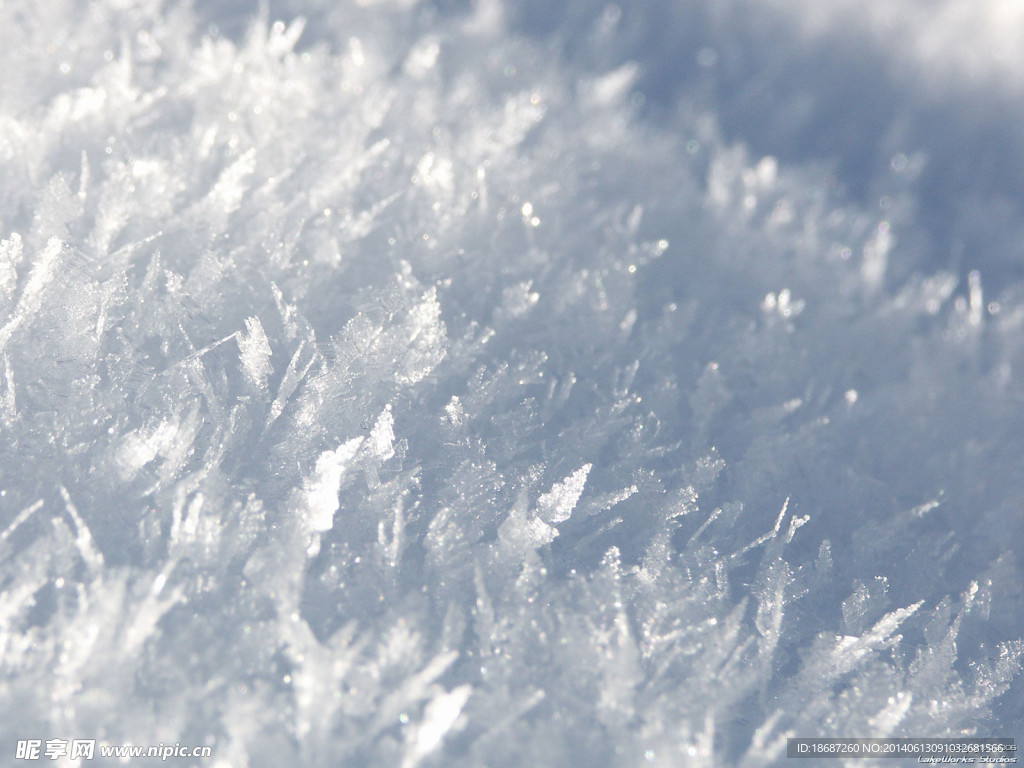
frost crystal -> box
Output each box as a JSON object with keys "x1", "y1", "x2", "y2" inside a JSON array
[
  {"x1": 537, "y1": 463, "x2": 592, "y2": 524},
  {"x1": 369, "y1": 405, "x2": 396, "y2": 461},
  {"x1": 0, "y1": 0, "x2": 1022, "y2": 765},
  {"x1": 305, "y1": 438, "x2": 363, "y2": 533},
  {"x1": 237, "y1": 316, "x2": 273, "y2": 391},
  {"x1": 403, "y1": 685, "x2": 472, "y2": 768}
]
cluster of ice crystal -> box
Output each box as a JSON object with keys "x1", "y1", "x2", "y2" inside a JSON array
[{"x1": 1, "y1": 0, "x2": 1022, "y2": 765}]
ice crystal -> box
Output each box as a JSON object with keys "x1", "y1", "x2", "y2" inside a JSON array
[
  {"x1": 305, "y1": 438, "x2": 364, "y2": 534},
  {"x1": 0, "y1": 0, "x2": 1022, "y2": 766}
]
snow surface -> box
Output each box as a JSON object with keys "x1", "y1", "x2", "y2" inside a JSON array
[{"x1": 1, "y1": 0, "x2": 1023, "y2": 766}]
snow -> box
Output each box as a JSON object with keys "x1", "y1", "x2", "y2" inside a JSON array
[{"x1": 0, "y1": 0, "x2": 1023, "y2": 765}]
